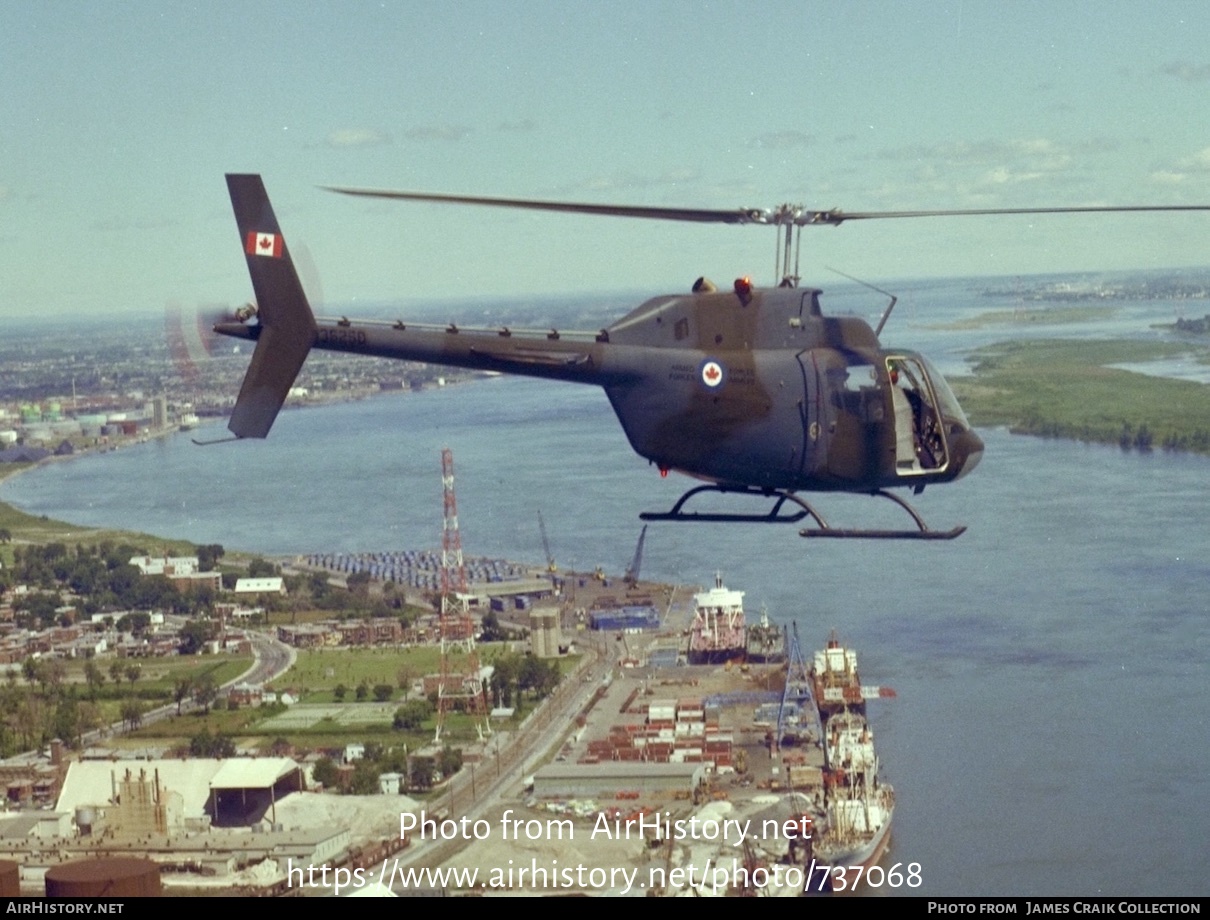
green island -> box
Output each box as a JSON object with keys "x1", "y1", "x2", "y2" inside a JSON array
[
  {"x1": 929, "y1": 304, "x2": 1117, "y2": 330},
  {"x1": 950, "y1": 338, "x2": 1210, "y2": 452}
]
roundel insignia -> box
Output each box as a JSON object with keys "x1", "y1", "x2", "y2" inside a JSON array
[{"x1": 700, "y1": 358, "x2": 725, "y2": 388}]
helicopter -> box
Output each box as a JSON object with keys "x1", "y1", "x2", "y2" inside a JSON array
[{"x1": 215, "y1": 173, "x2": 1210, "y2": 539}]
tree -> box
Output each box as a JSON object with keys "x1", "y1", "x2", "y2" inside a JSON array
[
  {"x1": 490, "y1": 652, "x2": 521, "y2": 707},
  {"x1": 76, "y1": 701, "x2": 103, "y2": 742},
  {"x1": 346, "y1": 570, "x2": 372, "y2": 598},
  {"x1": 51, "y1": 697, "x2": 81, "y2": 747},
  {"x1": 22, "y1": 657, "x2": 43, "y2": 687},
  {"x1": 437, "y1": 744, "x2": 463, "y2": 779},
  {"x1": 312, "y1": 756, "x2": 340, "y2": 788},
  {"x1": 518, "y1": 653, "x2": 560, "y2": 699},
  {"x1": 116, "y1": 612, "x2": 151, "y2": 636},
  {"x1": 373, "y1": 683, "x2": 393, "y2": 703},
  {"x1": 196, "y1": 544, "x2": 225, "y2": 572},
  {"x1": 178, "y1": 619, "x2": 217, "y2": 655},
  {"x1": 192, "y1": 673, "x2": 219, "y2": 714},
  {"x1": 308, "y1": 572, "x2": 330, "y2": 604},
  {"x1": 173, "y1": 677, "x2": 193, "y2": 715},
  {"x1": 349, "y1": 758, "x2": 382, "y2": 795},
  {"x1": 189, "y1": 727, "x2": 235, "y2": 758},
  {"x1": 124, "y1": 663, "x2": 142, "y2": 691},
  {"x1": 268, "y1": 736, "x2": 292, "y2": 756},
  {"x1": 42, "y1": 658, "x2": 66, "y2": 695},
  {"x1": 83, "y1": 660, "x2": 105, "y2": 700},
  {"x1": 247, "y1": 557, "x2": 279, "y2": 578},
  {"x1": 120, "y1": 698, "x2": 145, "y2": 732},
  {"x1": 333, "y1": 683, "x2": 348, "y2": 702},
  {"x1": 392, "y1": 699, "x2": 432, "y2": 732},
  {"x1": 15, "y1": 593, "x2": 59, "y2": 630},
  {"x1": 355, "y1": 681, "x2": 369, "y2": 702},
  {"x1": 409, "y1": 756, "x2": 435, "y2": 790},
  {"x1": 480, "y1": 611, "x2": 508, "y2": 642}
]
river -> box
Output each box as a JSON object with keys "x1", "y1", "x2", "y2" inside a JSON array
[{"x1": 3, "y1": 276, "x2": 1207, "y2": 896}]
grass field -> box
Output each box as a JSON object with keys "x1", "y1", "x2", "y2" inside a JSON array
[
  {"x1": 62, "y1": 654, "x2": 254, "y2": 695},
  {"x1": 268, "y1": 646, "x2": 444, "y2": 702},
  {"x1": 269, "y1": 642, "x2": 547, "y2": 702}
]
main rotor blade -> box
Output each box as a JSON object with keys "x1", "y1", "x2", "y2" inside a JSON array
[
  {"x1": 324, "y1": 185, "x2": 1210, "y2": 229},
  {"x1": 804, "y1": 204, "x2": 1210, "y2": 226},
  {"x1": 323, "y1": 186, "x2": 762, "y2": 225}
]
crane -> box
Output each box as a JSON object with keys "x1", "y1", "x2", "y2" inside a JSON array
[
  {"x1": 623, "y1": 524, "x2": 647, "y2": 587},
  {"x1": 537, "y1": 510, "x2": 556, "y2": 575}
]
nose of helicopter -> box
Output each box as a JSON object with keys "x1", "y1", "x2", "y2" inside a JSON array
[{"x1": 950, "y1": 427, "x2": 985, "y2": 480}]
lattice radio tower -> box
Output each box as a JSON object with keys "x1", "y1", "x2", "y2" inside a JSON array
[{"x1": 435, "y1": 448, "x2": 487, "y2": 742}]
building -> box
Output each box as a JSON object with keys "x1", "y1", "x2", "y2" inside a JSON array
[{"x1": 234, "y1": 577, "x2": 286, "y2": 596}]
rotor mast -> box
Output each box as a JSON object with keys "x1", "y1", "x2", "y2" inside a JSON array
[{"x1": 772, "y1": 204, "x2": 805, "y2": 287}]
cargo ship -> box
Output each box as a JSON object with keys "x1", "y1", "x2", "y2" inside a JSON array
[
  {"x1": 813, "y1": 634, "x2": 895, "y2": 872},
  {"x1": 815, "y1": 773, "x2": 895, "y2": 871},
  {"x1": 687, "y1": 573, "x2": 747, "y2": 664},
  {"x1": 811, "y1": 630, "x2": 896, "y2": 720},
  {"x1": 745, "y1": 605, "x2": 786, "y2": 662}
]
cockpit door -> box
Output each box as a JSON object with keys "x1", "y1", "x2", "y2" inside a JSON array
[{"x1": 886, "y1": 355, "x2": 952, "y2": 477}]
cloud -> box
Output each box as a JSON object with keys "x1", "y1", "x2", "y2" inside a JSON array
[
  {"x1": 402, "y1": 124, "x2": 473, "y2": 142},
  {"x1": 1150, "y1": 170, "x2": 1187, "y2": 185},
  {"x1": 326, "y1": 128, "x2": 391, "y2": 149},
  {"x1": 748, "y1": 131, "x2": 813, "y2": 150},
  {"x1": 1151, "y1": 146, "x2": 1210, "y2": 183},
  {"x1": 880, "y1": 138, "x2": 1072, "y2": 170},
  {"x1": 1159, "y1": 61, "x2": 1210, "y2": 83},
  {"x1": 496, "y1": 119, "x2": 537, "y2": 133},
  {"x1": 863, "y1": 138, "x2": 1098, "y2": 205},
  {"x1": 558, "y1": 169, "x2": 701, "y2": 196}
]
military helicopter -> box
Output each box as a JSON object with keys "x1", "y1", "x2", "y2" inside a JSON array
[{"x1": 215, "y1": 174, "x2": 1209, "y2": 539}]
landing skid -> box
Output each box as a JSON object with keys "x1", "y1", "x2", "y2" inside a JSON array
[{"x1": 640, "y1": 485, "x2": 965, "y2": 540}]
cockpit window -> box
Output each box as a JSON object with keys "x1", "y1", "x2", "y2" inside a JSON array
[
  {"x1": 918, "y1": 356, "x2": 970, "y2": 432},
  {"x1": 837, "y1": 364, "x2": 877, "y2": 392}
]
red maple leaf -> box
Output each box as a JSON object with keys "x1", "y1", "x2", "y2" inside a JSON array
[
  {"x1": 704, "y1": 365, "x2": 720, "y2": 381},
  {"x1": 258, "y1": 235, "x2": 273, "y2": 251}
]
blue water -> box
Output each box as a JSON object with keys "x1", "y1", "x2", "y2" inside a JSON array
[{"x1": 4, "y1": 277, "x2": 1208, "y2": 896}]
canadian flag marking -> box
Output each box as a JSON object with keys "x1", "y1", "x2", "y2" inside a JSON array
[{"x1": 246, "y1": 231, "x2": 282, "y2": 258}]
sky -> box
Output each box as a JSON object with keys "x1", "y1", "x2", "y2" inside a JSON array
[{"x1": 4, "y1": 1, "x2": 1210, "y2": 316}]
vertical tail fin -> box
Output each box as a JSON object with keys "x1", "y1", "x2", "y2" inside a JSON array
[{"x1": 224, "y1": 174, "x2": 317, "y2": 438}]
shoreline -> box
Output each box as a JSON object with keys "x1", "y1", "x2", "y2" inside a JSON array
[{"x1": 0, "y1": 378, "x2": 482, "y2": 551}]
